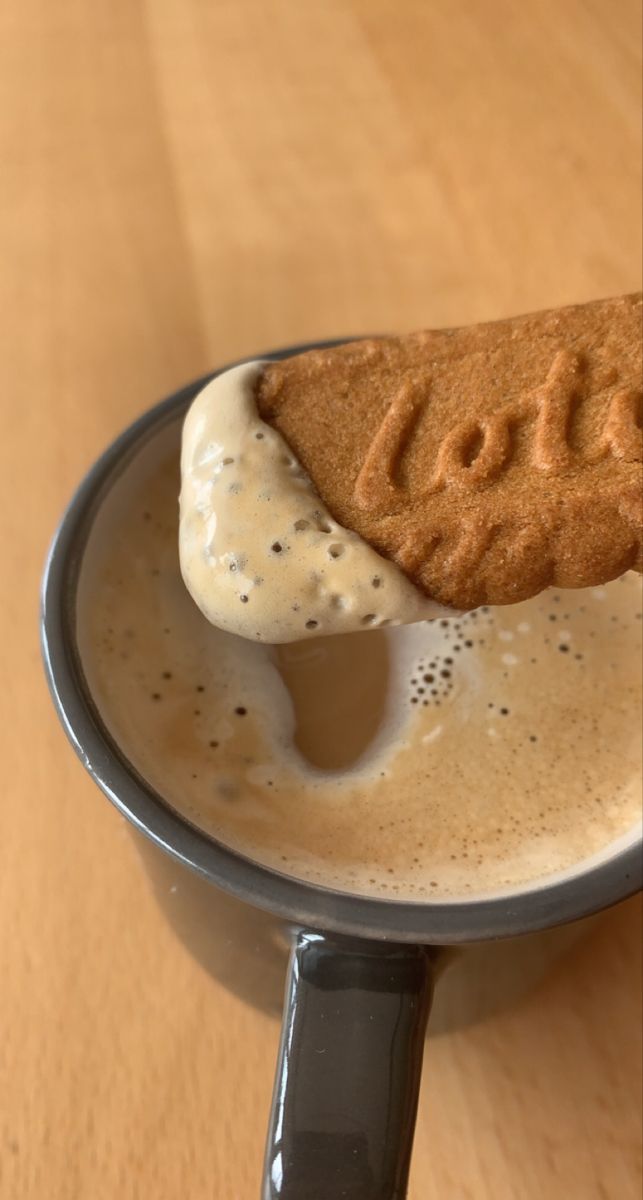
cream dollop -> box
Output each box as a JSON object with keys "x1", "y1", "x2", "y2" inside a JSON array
[{"x1": 179, "y1": 360, "x2": 451, "y2": 642}]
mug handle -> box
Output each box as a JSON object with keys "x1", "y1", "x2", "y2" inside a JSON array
[{"x1": 262, "y1": 930, "x2": 434, "y2": 1200}]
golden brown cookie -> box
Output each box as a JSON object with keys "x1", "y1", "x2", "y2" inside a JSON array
[{"x1": 257, "y1": 295, "x2": 642, "y2": 609}]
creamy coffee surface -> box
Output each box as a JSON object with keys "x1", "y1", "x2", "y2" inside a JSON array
[
  {"x1": 179, "y1": 362, "x2": 451, "y2": 642},
  {"x1": 78, "y1": 434, "x2": 642, "y2": 900}
]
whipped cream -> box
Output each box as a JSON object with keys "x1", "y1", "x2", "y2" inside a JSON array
[{"x1": 179, "y1": 361, "x2": 451, "y2": 642}]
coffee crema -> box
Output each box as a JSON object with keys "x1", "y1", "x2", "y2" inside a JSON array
[{"x1": 78, "y1": 431, "x2": 642, "y2": 901}]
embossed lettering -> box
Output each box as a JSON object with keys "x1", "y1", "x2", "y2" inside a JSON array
[
  {"x1": 532, "y1": 349, "x2": 582, "y2": 472},
  {"x1": 394, "y1": 529, "x2": 442, "y2": 579},
  {"x1": 354, "y1": 349, "x2": 641, "y2": 516},
  {"x1": 601, "y1": 388, "x2": 643, "y2": 461},
  {"x1": 354, "y1": 376, "x2": 428, "y2": 515},
  {"x1": 431, "y1": 413, "x2": 512, "y2": 491}
]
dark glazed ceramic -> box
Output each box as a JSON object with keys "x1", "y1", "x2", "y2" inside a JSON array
[
  {"x1": 264, "y1": 934, "x2": 433, "y2": 1200},
  {"x1": 41, "y1": 344, "x2": 642, "y2": 1200}
]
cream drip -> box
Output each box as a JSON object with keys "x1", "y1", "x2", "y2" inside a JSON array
[{"x1": 179, "y1": 361, "x2": 451, "y2": 643}]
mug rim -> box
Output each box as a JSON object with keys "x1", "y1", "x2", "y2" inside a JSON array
[{"x1": 40, "y1": 342, "x2": 643, "y2": 944}]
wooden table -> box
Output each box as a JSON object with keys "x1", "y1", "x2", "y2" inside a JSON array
[{"x1": 1, "y1": 3, "x2": 641, "y2": 1197}]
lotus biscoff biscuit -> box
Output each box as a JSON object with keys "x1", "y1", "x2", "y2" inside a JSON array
[{"x1": 257, "y1": 294, "x2": 642, "y2": 610}]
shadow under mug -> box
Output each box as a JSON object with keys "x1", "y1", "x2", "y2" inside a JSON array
[{"x1": 41, "y1": 344, "x2": 643, "y2": 1200}]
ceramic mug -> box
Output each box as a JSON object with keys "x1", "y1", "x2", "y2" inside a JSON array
[{"x1": 41, "y1": 345, "x2": 642, "y2": 1200}]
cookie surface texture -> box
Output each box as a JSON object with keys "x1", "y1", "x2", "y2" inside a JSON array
[{"x1": 257, "y1": 295, "x2": 643, "y2": 609}]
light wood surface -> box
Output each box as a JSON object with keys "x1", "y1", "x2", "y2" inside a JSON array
[{"x1": 1, "y1": 2, "x2": 641, "y2": 1197}]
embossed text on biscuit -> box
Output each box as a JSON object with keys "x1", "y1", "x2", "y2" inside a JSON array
[{"x1": 354, "y1": 350, "x2": 643, "y2": 516}]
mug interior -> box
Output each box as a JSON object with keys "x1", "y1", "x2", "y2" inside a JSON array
[{"x1": 41, "y1": 350, "x2": 643, "y2": 943}]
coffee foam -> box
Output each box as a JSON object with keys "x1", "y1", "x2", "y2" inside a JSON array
[
  {"x1": 77, "y1": 431, "x2": 643, "y2": 902},
  {"x1": 179, "y1": 362, "x2": 451, "y2": 643}
]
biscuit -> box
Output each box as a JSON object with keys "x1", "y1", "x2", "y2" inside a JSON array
[{"x1": 256, "y1": 295, "x2": 642, "y2": 610}]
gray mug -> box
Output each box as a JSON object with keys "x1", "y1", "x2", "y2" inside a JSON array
[{"x1": 41, "y1": 345, "x2": 642, "y2": 1200}]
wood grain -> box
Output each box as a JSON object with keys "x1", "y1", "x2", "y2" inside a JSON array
[{"x1": 0, "y1": 1, "x2": 641, "y2": 1197}]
